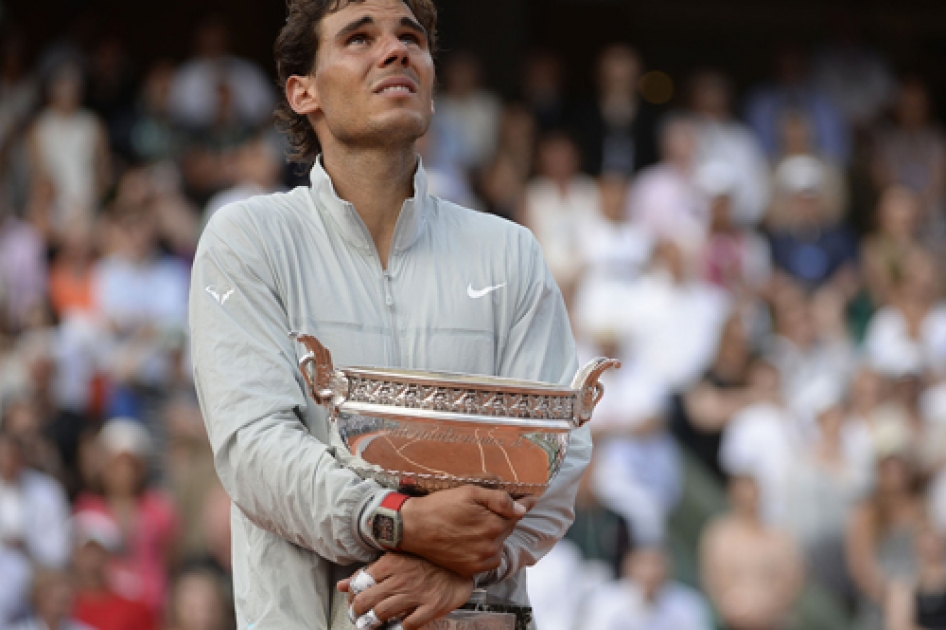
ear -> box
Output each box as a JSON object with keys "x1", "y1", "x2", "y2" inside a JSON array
[{"x1": 286, "y1": 74, "x2": 320, "y2": 116}]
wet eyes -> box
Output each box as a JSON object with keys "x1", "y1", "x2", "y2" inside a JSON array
[{"x1": 345, "y1": 33, "x2": 423, "y2": 47}]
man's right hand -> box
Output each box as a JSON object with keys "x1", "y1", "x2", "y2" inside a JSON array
[{"x1": 399, "y1": 486, "x2": 535, "y2": 577}]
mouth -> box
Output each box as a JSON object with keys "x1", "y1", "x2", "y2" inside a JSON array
[{"x1": 373, "y1": 76, "x2": 419, "y2": 96}]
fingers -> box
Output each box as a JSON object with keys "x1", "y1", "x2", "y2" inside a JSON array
[
  {"x1": 516, "y1": 495, "x2": 539, "y2": 512},
  {"x1": 337, "y1": 578, "x2": 351, "y2": 593},
  {"x1": 474, "y1": 487, "x2": 526, "y2": 519},
  {"x1": 401, "y1": 604, "x2": 439, "y2": 630}
]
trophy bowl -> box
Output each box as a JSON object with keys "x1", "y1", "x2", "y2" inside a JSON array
[{"x1": 290, "y1": 332, "x2": 620, "y2": 498}]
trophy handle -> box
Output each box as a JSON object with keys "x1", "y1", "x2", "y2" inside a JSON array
[
  {"x1": 570, "y1": 357, "x2": 621, "y2": 427},
  {"x1": 288, "y1": 332, "x2": 345, "y2": 408}
]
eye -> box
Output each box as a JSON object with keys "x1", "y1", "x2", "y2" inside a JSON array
[
  {"x1": 399, "y1": 33, "x2": 421, "y2": 45},
  {"x1": 347, "y1": 33, "x2": 369, "y2": 46}
]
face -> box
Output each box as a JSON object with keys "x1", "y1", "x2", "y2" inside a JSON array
[
  {"x1": 537, "y1": 136, "x2": 579, "y2": 182},
  {"x1": 878, "y1": 188, "x2": 919, "y2": 238},
  {"x1": 624, "y1": 548, "x2": 668, "y2": 598},
  {"x1": 102, "y1": 452, "x2": 145, "y2": 497},
  {"x1": 297, "y1": 0, "x2": 435, "y2": 151},
  {"x1": 173, "y1": 573, "x2": 225, "y2": 630}
]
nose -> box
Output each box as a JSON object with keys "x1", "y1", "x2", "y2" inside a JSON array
[{"x1": 379, "y1": 34, "x2": 410, "y2": 68}]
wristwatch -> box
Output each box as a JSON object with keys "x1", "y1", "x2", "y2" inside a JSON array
[{"x1": 366, "y1": 492, "x2": 410, "y2": 551}]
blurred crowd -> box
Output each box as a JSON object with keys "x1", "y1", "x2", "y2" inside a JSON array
[{"x1": 1, "y1": 11, "x2": 946, "y2": 630}]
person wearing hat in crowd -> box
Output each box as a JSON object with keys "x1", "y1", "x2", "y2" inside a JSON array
[
  {"x1": 71, "y1": 510, "x2": 157, "y2": 630},
  {"x1": 72, "y1": 417, "x2": 179, "y2": 616},
  {"x1": 766, "y1": 153, "x2": 858, "y2": 291}
]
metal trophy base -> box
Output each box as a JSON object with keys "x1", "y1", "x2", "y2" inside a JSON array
[{"x1": 421, "y1": 591, "x2": 531, "y2": 630}]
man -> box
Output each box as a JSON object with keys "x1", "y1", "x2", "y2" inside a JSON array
[{"x1": 188, "y1": 1, "x2": 590, "y2": 629}]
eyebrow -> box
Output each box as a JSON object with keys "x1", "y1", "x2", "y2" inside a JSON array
[{"x1": 334, "y1": 15, "x2": 428, "y2": 41}]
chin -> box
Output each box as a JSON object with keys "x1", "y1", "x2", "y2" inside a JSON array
[{"x1": 368, "y1": 111, "x2": 430, "y2": 145}]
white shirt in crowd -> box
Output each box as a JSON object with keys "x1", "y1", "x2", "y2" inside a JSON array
[
  {"x1": 626, "y1": 164, "x2": 709, "y2": 258},
  {"x1": 582, "y1": 579, "x2": 714, "y2": 630},
  {"x1": 695, "y1": 120, "x2": 771, "y2": 226},
  {"x1": 0, "y1": 470, "x2": 71, "y2": 569},
  {"x1": 169, "y1": 56, "x2": 276, "y2": 129},
  {"x1": 864, "y1": 304, "x2": 946, "y2": 378},
  {"x1": 719, "y1": 402, "x2": 806, "y2": 524},
  {"x1": 526, "y1": 175, "x2": 601, "y2": 291}
]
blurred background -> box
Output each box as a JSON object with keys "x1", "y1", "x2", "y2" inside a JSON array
[{"x1": 1, "y1": 0, "x2": 946, "y2": 629}]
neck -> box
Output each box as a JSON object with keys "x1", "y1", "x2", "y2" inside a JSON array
[{"x1": 321, "y1": 145, "x2": 418, "y2": 268}]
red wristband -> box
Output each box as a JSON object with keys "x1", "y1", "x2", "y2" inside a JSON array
[{"x1": 381, "y1": 492, "x2": 410, "y2": 512}]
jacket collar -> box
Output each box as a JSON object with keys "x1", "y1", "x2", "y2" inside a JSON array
[{"x1": 309, "y1": 155, "x2": 430, "y2": 256}]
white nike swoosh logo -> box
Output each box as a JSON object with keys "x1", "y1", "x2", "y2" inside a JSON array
[{"x1": 467, "y1": 283, "x2": 506, "y2": 299}]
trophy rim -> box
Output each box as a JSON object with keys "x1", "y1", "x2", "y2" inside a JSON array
[{"x1": 340, "y1": 366, "x2": 573, "y2": 396}]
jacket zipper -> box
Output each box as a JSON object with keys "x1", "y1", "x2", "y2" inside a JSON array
[{"x1": 382, "y1": 269, "x2": 401, "y2": 367}]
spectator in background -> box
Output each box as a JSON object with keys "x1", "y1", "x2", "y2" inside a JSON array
[
  {"x1": 0, "y1": 428, "x2": 71, "y2": 570},
  {"x1": 718, "y1": 359, "x2": 803, "y2": 524},
  {"x1": 695, "y1": 161, "x2": 772, "y2": 297},
  {"x1": 0, "y1": 32, "x2": 40, "y2": 219},
  {"x1": 583, "y1": 545, "x2": 714, "y2": 630},
  {"x1": 872, "y1": 77, "x2": 946, "y2": 227},
  {"x1": 93, "y1": 200, "x2": 190, "y2": 417},
  {"x1": 700, "y1": 472, "x2": 804, "y2": 630},
  {"x1": 885, "y1": 524, "x2": 946, "y2": 630},
  {"x1": 203, "y1": 133, "x2": 286, "y2": 224},
  {"x1": 168, "y1": 18, "x2": 275, "y2": 132},
  {"x1": 770, "y1": 109, "x2": 848, "y2": 224},
  {"x1": 7, "y1": 569, "x2": 96, "y2": 630},
  {"x1": 687, "y1": 70, "x2": 771, "y2": 226},
  {"x1": 494, "y1": 103, "x2": 538, "y2": 183},
  {"x1": 524, "y1": 130, "x2": 600, "y2": 305},
  {"x1": 166, "y1": 565, "x2": 234, "y2": 630},
  {"x1": 130, "y1": 61, "x2": 184, "y2": 164},
  {"x1": 864, "y1": 248, "x2": 946, "y2": 379},
  {"x1": 573, "y1": 45, "x2": 659, "y2": 176},
  {"x1": 767, "y1": 284, "x2": 855, "y2": 420},
  {"x1": 0, "y1": 543, "x2": 32, "y2": 625},
  {"x1": 862, "y1": 187, "x2": 924, "y2": 308},
  {"x1": 846, "y1": 420, "x2": 928, "y2": 630},
  {"x1": 627, "y1": 114, "x2": 708, "y2": 259},
  {"x1": 574, "y1": 173, "x2": 652, "y2": 338},
  {"x1": 782, "y1": 383, "x2": 871, "y2": 599},
  {"x1": 73, "y1": 418, "x2": 180, "y2": 614},
  {"x1": 86, "y1": 37, "x2": 140, "y2": 161},
  {"x1": 521, "y1": 50, "x2": 568, "y2": 133},
  {"x1": 434, "y1": 51, "x2": 501, "y2": 171},
  {"x1": 767, "y1": 155, "x2": 858, "y2": 291},
  {"x1": 744, "y1": 44, "x2": 850, "y2": 165},
  {"x1": 619, "y1": 240, "x2": 730, "y2": 395},
  {"x1": 0, "y1": 200, "x2": 47, "y2": 331},
  {"x1": 812, "y1": 13, "x2": 895, "y2": 130},
  {"x1": 671, "y1": 313, "x2": 773, "y2": 481},
  {"x1": 72, "y1": 510, "x2": 157, "y2": 630},
  {"x1": 26, "y1": 61, "x2": 110, "y2": 246}
]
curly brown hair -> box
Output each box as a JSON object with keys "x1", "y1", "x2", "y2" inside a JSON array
[{"x1": 274, "y1": 0, "x2": 438, "y2": 166}]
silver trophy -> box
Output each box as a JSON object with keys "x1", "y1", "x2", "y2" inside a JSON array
[{"x1": 290, "y1": 332, "x2": 619, "y2": 629}]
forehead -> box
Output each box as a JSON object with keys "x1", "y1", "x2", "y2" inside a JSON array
[{"x1": 321, "y1": 0, "x2": 418, "y2": 36}]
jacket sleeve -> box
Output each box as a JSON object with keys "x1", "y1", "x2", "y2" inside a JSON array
[
  {"x1": 489, "y1": 231, "x2": 592, "y2": 583},
  {"x1": 189, "y1": 204, "x2": 380, "y2": 565}
]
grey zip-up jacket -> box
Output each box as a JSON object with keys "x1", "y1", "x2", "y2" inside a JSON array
[{"x1": 189, "y1": 160, "x2": 591, "y2": 629}]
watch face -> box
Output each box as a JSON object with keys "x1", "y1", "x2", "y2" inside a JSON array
[{"x1": 372, "y1": 514, "x2": 396, "y2": 545}]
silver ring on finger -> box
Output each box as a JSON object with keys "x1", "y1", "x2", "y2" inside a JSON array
[
  {"x1": 350, "y1": 568, "x2": 377, "y2": 595},
  {"x1": 356, "y1": 608, "x2": 383, "y2": 630}
]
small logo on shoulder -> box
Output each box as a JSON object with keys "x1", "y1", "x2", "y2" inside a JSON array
[
  {"x1": 467, "y1": 283, "x2": 506, "y2": 299},
  {"x1": 206, "y1": 285, "x2": 235, "y2": 304}
]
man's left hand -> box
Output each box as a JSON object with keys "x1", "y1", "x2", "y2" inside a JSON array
[{"x1": 338, "y1": 553, "x2": 474, "y2": 630}]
